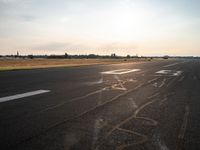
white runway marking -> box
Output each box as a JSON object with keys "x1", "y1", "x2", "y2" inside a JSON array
[
  {"x1": 111, "y1": 83, "x2": 127, "y2": 91},
  {"x1": 85, "y1": 78, "x2": 103, "y2": 85},
  {"x1": 0, "y1": 90, "x2": 50, "y2": 103},
  {"x1": 156, "y1": 70, "x2": 171, "y2": 74},
  {"x1": 163, "y1": 63, "x2": 179, "y2": 68},
  {"x1": 159, "y1": 78, "x2": 166, "y2": 88},
  {"x1": 156, "y1": 70, "x2": 182, "y2": 76},
  {"x1": 101, "y1": 69, "x2": 140, "y2": 75},
  {"x1": 148, "y1": 78, "x2": 159, "y2": 84},
  {"x1": 173, "y1": 71, "x2": 182, "y2": 76}
]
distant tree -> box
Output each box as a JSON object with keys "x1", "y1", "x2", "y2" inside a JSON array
[
  {"x1": 126, "y1": 55, "x2": 131, "y2": 59},
  {"x1": 163, "y1": 55, "x2": 169, "y2": 59},
  {"x1": 28, "y1": 55, "x2": 34, "y2": 59},
  {"x1": 88, "y1": 54, "x2": 98, "y2": 58},
  {"x1": 64, "y1": 53, "x2": 69, "y2": 58}
]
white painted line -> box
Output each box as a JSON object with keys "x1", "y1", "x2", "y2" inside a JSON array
[
  {"x1": 85, "y1": 78, "x2": 103, "y2": 85},
  {"x1": 156, "y1": 70, "x2": 171, "y2": 74},
  {"x1": 163, "y1": 63, "x2": 179, "y2": 68},
  {"x1": 0, "y1": 90, "x2": 50, "y2": 103},
  {"x1": 173, "y1": 71, "x2": 182, "y2": 76},
  {"x1": 147, "y1": 78, "x2": 158, "y2": 84},
  {"x1": 156, "y1": 70, "x2": 182, "y2": 76},
  {"x1": 101, "y1": 69, "x2": 141, "y2": 75},
  {"x1": 111, "y1": 83, "x2": 127, "y2": 91},
  {"x1": 159, "y1": 78, "x2": 166, "y2": 88},
  {"x1": 152, "y1": 82, "x2": 158, "y2": 88}
]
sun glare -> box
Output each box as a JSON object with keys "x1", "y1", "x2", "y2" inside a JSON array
[{"x1": 99, "y1": 2, "x2": 155, "y2": 42}]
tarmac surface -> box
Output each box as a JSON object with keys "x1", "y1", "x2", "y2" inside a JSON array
[{"x1": 0, "y1": 59, "x2": 200, "y2": 150}]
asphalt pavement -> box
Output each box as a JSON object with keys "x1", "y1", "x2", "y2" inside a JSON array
[{"x1": 0, "y1": 59, "x2": 200, "y2": 150}]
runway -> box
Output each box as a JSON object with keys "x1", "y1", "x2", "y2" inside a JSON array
[{"x1": 0, "y1": 59, "x2": 200, "y2": 150}]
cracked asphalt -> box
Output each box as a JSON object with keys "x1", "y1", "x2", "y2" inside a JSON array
[{"x1": 0, "y1": 59, "x2": 200, "y2": 150}]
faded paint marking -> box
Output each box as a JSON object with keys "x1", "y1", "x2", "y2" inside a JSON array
[
  {"x1": 101, "y1": 69, "x2": 141, "y2": 75},
  {"x1": 163, "y1": 63, "x2": 179, "y2": 68},
  {"x1": 178, "y1": 105, "x2": 190, "y2": 139},
  {"x1": 156, "y1": 70, "x2": 182, "y2": 76}
]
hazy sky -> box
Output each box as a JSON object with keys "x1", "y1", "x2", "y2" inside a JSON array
[{"x1": 0, "y1": 0, "x2": 200, "y2": 56}]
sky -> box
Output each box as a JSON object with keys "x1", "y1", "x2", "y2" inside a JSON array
[{"x1": 0, "y1": 0, "x2": 200, "y2": 56}]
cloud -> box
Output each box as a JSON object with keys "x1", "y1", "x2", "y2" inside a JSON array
[{"x1": 21, "y1": 15, "x2": 35, "y2": 22}]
